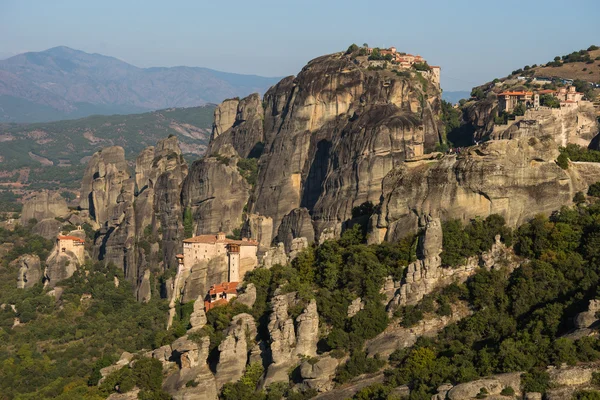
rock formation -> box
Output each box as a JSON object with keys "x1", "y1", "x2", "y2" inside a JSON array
[
  {"x1": 44, "y1": 229, "x2": 86, "y2": 287},
  {"x1": 78, "y1": 137, "x2": 188, "y2": 295},
  {"x1": 16, "y1": 255, "x2": 42, "y2": 289},
  {"x1": 574, "y1": 299, "x2": 600, "y2": 329},
  {"x1": 20, "y1": 191, "x2": 69, "y2": 225},
  {"x1": 367, "y1": 303, "x2": 471, "y2": 358},
  {"x1": 261, "y1": 243, "x2": 288, "y2": 268},
  {"x1": 376, "y1": 137, "x2": 591, "y2": 242},
  {"x1": 215, "y1": 313, "x2": 257, "y2": 389},
  {"x1": 166, "y1": 335, "x2": 217, "y2": 400},
  {"x1": 263, "y1": 293, "x2": 299, "y2": 387},
  {"x1": 235, "y1": 283, "x2": 257, "y2": 309},
  {"x1": 209, "y1": 94, "x2": 265, "y2": 159},
  {"x1": 299, "y1": 356, "x2": 339, "y2": 392},
  {"x1": 181, "y1": 144, "x2": 251, "y2": 236},
  {"x1": 294, "y1": 299, "x2": 319, "y2": 357},
  {"x1": 444, "y1": 372, "x2": 522, "y2": 400},
  {"x1": 263, "y1": 294, "x2": 319, "y2": 387}
]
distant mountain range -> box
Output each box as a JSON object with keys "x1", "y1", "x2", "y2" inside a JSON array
[{"x1": 0, "y1": 46, "x2": 280, "y2": 123}]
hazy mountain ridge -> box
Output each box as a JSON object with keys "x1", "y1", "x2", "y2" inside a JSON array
[
  {"x1": 0, "y1": 105, "x2": 215, "y2": 189},
  {"x1": 0, "y1": 46, "x2": 280, "y2": 122}
]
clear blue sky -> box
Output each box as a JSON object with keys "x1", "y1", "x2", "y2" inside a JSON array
[{"x1": 1, "y1": 0, "x2": 598, "y2": 91}]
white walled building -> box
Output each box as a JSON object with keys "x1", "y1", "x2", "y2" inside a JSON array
[
  {"x1": 56, "y1": 235, "x2": 85, "y2": 263},
  {"x1": 180, "y1": 232, "x2": 259, "y2": 282}
]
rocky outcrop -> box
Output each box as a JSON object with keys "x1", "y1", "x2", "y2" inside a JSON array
[
  {"x1": 181, "y1": 145, "x2": 252, "y2": 236},
  {"x1": 377, "y1": 137, "x2": 586, "y2": 242},
  {"x1": 215, "y1": 313, "x2": 257, "y2": 389},
  {"x1": 263, "y1": 294, "x2": 319, "y2": 387},
  {"x1": 32, "y1": 219, "x2": 63, "y2": 240},
  {"x1": 16, "y1": 255, "x2": 42, "y2": 289},
  {"x1": 367, "y1": 302, "x2": 471, "y2": 358},
  {"x1": 165, "y1": 335, "x2": 217, "y2": 400},
  {"x1": 81, "y1": 137, "x2": 187, "y2": 294},
  {"x1": 275, "y1": 208, "x2": 315, "y2": 252},
  {"x1": 387, "y1": 217, "x2": 518, "y2": 315},
  {"x1": 209, "y1": 94, "x2": 265, "y2": 159},
  {"x1": 263, "y1": 293, "x2": 299, "y2": 387},
  {"x1": 79, "y1": 146, "x2": 131, "y2": 226},
  {"x1": 211, "y1": 98, "x2": 240, "y2": 140},
  {"x1": 261, "y1": 243, "x2": 288, "y2": 268},
  {"x1": 188, "y1": 299, "x2": 207, "y2": 331},
  {"x1": 235, "y1": 283, "x2": 257, "y2": 309},
  {"x1": 444, "y1": 372, "x2": 521, "y2": 400},
  {"x1": 243, "y1": 214, "x2": 273, "y2": 249},
  {"x1": 295, "y1": 300, "x2": 319, "y2": 357},
  {"x1": 299, "y1": 356, "x2": 339, "y2": 392},
  {"x1": 20, "y1": 191, "x2": 69, "y2": 225},
  {"x1": 249, "y1": 53, "x2": 443, "y2": 240},
  {"x1": 347, "y1": 297, "x2": 364, "y2": 318},
  {"x1": 463, "y1": 98, "x2": 497, "y2": 142}
]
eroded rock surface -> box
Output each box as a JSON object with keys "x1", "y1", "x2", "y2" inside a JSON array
[
  {"x1": 20, "y1": 191, "x2": 69, "y2": 225},
  {"x1": 16, "y1": 255, "x2": 42, "y2": 289},
  {"x1": 215, "y1": 313, "x2": 257, "y2": 389}
]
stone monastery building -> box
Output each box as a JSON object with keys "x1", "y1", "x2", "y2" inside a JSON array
[
  {"x1": 56, "y1": 235, "x2": 85, "y2": 263},
  {"x1": 178, "y1": 232, "x2": 259, "y2": 283}
]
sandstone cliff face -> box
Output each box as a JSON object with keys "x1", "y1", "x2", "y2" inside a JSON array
[
  {"x1": 181, "y1": 145, "x2": 251, "y2": 236},
  {"x1": 250, "y1": 53, "x2": 442, "y2": 241},
  {"x1": 16, "y1": 254, "x2": 42, "y2": 289},
  {"x1": 263, "y1": 293, "x2": 319, "y2": 387},
  {"x1": 81, "y1": 137, "x2": 188, "y2": 294},
  {"x1": 20, "y1": 191, "x2": 69, "y2": 225},
  {"x1": 215, "y1": 313, "x2": 257, "y2": 389},
  {"x1": 209, "y1": 94, "x2": 265, "y2": 159},
  {"x1": 196, "y1": 53, "x2": 442, "y2": 247},
  {"x1": 490, "y1": 104, "x2": 598, "y2": 147},
  {"x1": 376, "y1": 137, "x2": 585, "y2": 242},
  {"x1": 79, "y1": 146, "x2": 131, "y2": 227}
]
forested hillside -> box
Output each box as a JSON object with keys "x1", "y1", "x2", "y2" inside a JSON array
[{"x1": 5, "y1": 197, "x2": 600, "y2": 398}]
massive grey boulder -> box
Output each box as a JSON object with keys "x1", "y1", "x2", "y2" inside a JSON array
[
  {"x1": 263, "y1": 293, "x2": 298, "y2": 387},
  {"x1": 295, "y1": 299, "x2": 319, "y2": 357},
  {"x1": 165, "y1": 335, "x2": 218, "y2": 400},
  {"x1": 32, "y1": 219, "x2": 63, "y2": 240},
  {"x1": 208, "y1": 93, "x2": 265, "y2": 159},
  {"x1": 20, "y1": 191, "x2": 69, "y2": 224},
  {"x1": 16, "y1": 255, "x2": 42, "y2": 289},
  {"x1": 299, "y1": 356, "x2": 339, "y2": 392},
  {"x1": 445, "y1": 372, "x2": 521, "y2": 400},
  {"x1": 181, "y1": 145, "x2": 251, "y2": 236},
  {"x1": 79, "y1": 146, "x2": 130, "y2": 226},
  {"x1": 377, "y1": 137, "x2": 587, "y2": 242},
  {"x1": 249, "y1": 53, "x2": 443, "y2": 241},
  {"x1": 215, "y1": 313, "x2": 257, "y2": 389}
]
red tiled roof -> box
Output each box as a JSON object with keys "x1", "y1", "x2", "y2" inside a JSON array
[
  {"x1": 204, "y1": 298, "x2": 228, "y2": 311},
  {"x1": 538, "y1": 89, "x2": 555, "y2": 94},
  {"x1": 58, "y1": 235, "x2": 84, "y2": 243},
  {"x1": 498, "y1": 91, "x2": 533, "y2": 96},
  {"x1": 183, "y1": 234, "x2": 258, "y2": 246},
  {"x1": 562, "y1": 100, "x2": 577, "y2": 103},
  {"x1": 209, "y1": 282, "x2": 239, "y2": 295}
]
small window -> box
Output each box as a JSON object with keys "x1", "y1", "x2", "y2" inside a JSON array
[{"x1": 61, "y1": 248, "x2": 66, "y2": 253}]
